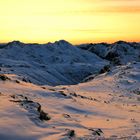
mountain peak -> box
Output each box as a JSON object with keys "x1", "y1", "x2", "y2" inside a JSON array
[
  {"x1": 54, "y1": 40, "x2": 72, "y2": 46},
  {"x1": 6, "y1": 40, "x2": 24, "y2": 47},
  {"x1": 114, "y1": 40, "x2": 128, "y2": 45}
]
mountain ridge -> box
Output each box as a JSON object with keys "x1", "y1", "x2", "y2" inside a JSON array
[{"x1": 0, "y1": 40, "x2": 108, "y2": 86}]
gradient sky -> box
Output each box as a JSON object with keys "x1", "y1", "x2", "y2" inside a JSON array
[{"x1": 0, "y1": 0, "x2": 140, "y2": 44}]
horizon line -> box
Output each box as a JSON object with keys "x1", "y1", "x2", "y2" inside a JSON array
[{"x1": 0, "y1": 39, "x2": 140, "y2": 45}]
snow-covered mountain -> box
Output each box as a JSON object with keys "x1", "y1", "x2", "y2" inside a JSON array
[
  {"x1": 0, "y1": 40, "x2": 108, "y2": 86},
  {"x1": 78, "y1": 41, "x2": 140, "y2": 65},
  {"x1": 0, "y1": 40, "x2": 140, "y2": 140}
]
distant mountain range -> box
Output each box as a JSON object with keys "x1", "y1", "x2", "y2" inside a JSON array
[
  {"x1": 0, "y1": 40, "x2": 108, "y2": 86},
  {"x1": 0, "y1": 40, "x2": 139, "y2": 86}
]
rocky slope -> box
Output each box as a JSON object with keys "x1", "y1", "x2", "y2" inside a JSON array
[{"x1": 78, "y1": 41, "x2": 140, "y2": 65}]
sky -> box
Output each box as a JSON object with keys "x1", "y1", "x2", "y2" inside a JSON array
[{"x1": 0, "y1": 0, "x2": 140, "y2": 44}]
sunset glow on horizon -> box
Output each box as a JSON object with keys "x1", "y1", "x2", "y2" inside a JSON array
[{"x1": 0, "y1": 0, "x2": 140, "y2": 44}]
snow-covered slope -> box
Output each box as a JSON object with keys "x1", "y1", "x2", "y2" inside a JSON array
[
  {"x1": 0, "y1": 40, "x2": 140, "y2": 140},
  {"x1": 78, "y1": 41, "x2": 140, "y2": 65},
  {"x1": 0, "y1": 40, "x2": 108, "y2": 86},
  {"x1": 0, "y1": 62, "x2": 140, "y2": 140}
]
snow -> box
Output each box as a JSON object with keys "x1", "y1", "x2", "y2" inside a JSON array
[
  {"x1": 79, "y1": 41, "x2": 140, "y2": 65},
  {"x1": 0, "y1": 40, "x2": 140, "y2": 139},
  {"x1": 0, "y1": 40, "x2": 108, "y2": 86}
]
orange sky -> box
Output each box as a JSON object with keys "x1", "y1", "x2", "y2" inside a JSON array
[{"x1": 0, "y1": 0, "x2": 140, "y2": 44}]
